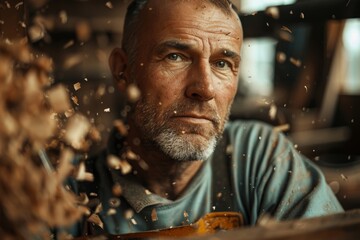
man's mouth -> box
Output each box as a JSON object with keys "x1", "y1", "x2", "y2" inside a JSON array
[
  {"x1": 174, "y1": 116, "x2": 212, "y2": 124},
  {"x1": 171, "y1": 113, "x2": 216, "y2": 125}
]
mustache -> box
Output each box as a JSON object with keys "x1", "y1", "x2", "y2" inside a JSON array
[{"x1": 164, "y1": 100, "x2": 221, "y2": 126}]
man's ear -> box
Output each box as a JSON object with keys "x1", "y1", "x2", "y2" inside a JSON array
[{"x1": 109, "y1": 48, "x2": 128, "y2": 91}]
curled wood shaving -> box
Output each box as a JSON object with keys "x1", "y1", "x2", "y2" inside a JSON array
[
  {"x1": 64, "y1": 114, "x2": 91, "y2": 150},
  {"x1": 0, "y1": 41, "x2": 97, "y2": 239},
  {"x1": 113, "y1": 119, "x2": 128, "y2": 136},
  {"x1": 46, "y1": 84, "x2": 71, "y2": 113},
  {"x1": 88, "y1": 213, "x2": 104, "y2": 229},
  {"x1": 126, "y1": 84, "x2": 141, "y2": 103}
]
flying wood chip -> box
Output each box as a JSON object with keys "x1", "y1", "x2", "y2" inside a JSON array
[
  {"x1": 73, "y1": 82, "x2": 81, "y2": 91},
  {"x1": 64, "y1": 114, "x2": 91, "y2": 150},
  {"x1": 56, "y1": 149, "x2": 75, "y2": 181},
  {"x1": 112, "y1": 183, "x2": 122, "y2": 196},
  {"x1": 113, "y1": 119, "x2": 128, "y2": 136},
  {"x1": 127, "y1": 84, "x2": 141, "y2": 102},
  {"x1": 88, "y1": 214, "x2": 104, "y2": 229},
  {"x1": 0, "y1": 42, "x2": 83, "y2": 239},
  {"x1": 46, "y1": 84, "x2": 71, "y2": 113},
  {"x1": 107, "y1": 154, "x2": 122, "y2": 170},
  {"x1": 151, "y1": 208, "x2": 158, "y2": 222}
]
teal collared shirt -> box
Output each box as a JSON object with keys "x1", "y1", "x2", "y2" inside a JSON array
[{"x1": 75, "y1": 120, "x2": 343, "y2": 236}]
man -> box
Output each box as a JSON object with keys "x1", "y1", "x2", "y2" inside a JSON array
[{"x1": 74, "y1": 0, "x2": 343, "y2": 237}]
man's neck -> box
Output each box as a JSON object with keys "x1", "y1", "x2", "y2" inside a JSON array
[{"x1": 125, "y1": 135, "x2": 204, "y2": 200}]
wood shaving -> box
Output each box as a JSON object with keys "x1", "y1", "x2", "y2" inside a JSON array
[
  {"x1": 126, "y1": 83, "x2": 141, "y2": 102},
  {"x1": 281, "y1": 26, "x2": 292, "y2": 34},
  {"x1": 124, "y1": 209, "x2": 134, "y2": 219},
  {"x1": 77, "y1": 193, "x2": 90, "y2": 205},
  {"x1": 15, "y1": 2, "x2": 24, "y2": 10},
  {"x1": 278, "y1": 31, "x2": 293, "y2": 42},
  {"x1": 138, "y1": 160, "x2": 149, "y2": 171},
  {"x1": 64, "y1": 108, "x2": 75, "y2": 118},
  {"x1": 73, "y1": 82, "x2": 81, "y2": 91},
  {"x1": 75, "y1": 162, "x2": 94, "y2": 181},
  {"x1": 46, "y1": 84, "x2": 71, "y2": 113},
  {"x1": 151, "y1": 208, "x2": 158, "y2": 222},
  {"x1": 225, "y1": 144, "x2": 233, "y2": 155},
  {"x1": 265, "y1": 7, "x2": 279, "y2": 19},
  {"x1": 105, "y1": 1, "x2": 113, "y2": 9},
  {"x1": 107, "y1": 208, "x2": 117, "y2": 216},
  {"x1": 125, "y1": 149, "x2": 139, "y2": 161},
  {"x1": 59, "y1": 10, "x2": 68, "y2": 24},
  {"x1": 120, "y1": 160, "x2": 132, "y2": 175},
  {"x1": 107, "y1": 154, "x2": 122, "y2": 169},
  {"x1": 28, "y1": 24, "x2": 45, "y2": 42},
  {"x1": 4, "y1": 1, "x2": 10, "y2": 8},
  {"x1": 56, "y1": 148, "x2": 75, "y2": 181},
  {"x1": 64, "y1": 114, "x2": 91, "y2": 150},
  {"x1": 276, "y1": 52, "x2": 286, "y2": 63},
  {"x1": 112, "y1": 183, "x2": 122, "y2": 196},
  {"x1": 75, "y1": 21, "x2": 91, "y2": 42},
  {"x1": 96, "y1": 84, "x2": 106, "y2": 98},
  {"x1": 273, "y1": 124, "x2": 290, "y2": 133},
  {"x1": 107, "y1": 155, "x2": 132, "y2": 174},
  {"x1": 94, "y1": 203, "x2": 103, "y2": 214},
  {"x1": 109, "y1": 197, "x2": 121, "y2": 208},
  {"x1": 88, "y1": 214, "x2": 104, "y2": 229},
  {"x1": 63, "y1": 53, "x2": 83, "y2": 69},
  {"x1": 113, "y1": 119, "x2": 128, "y2": 136},
  {"x1": 290, "y1": 57, "x2": 302, "y2": 67},
  {"x1": 71, "y1": 95, "x2": 79, "y2": 105},
  {"x1": 0, "y1": 41, "x2": 84, "y2": 239},
  {"x1": 269, "y1": 104, "x2": 277, "y2": 120},
  {"x1": 88, "y1": 127, "x2": 102, "y2": 142}
]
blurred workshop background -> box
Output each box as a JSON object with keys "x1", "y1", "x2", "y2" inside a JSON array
[{"x1": 1, "y1": 0, "x2": 359, "y2": 210}]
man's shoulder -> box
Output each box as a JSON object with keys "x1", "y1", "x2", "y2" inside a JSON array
[{"x1": 224, "y1": 119, "x2": 292, "y2": 161}]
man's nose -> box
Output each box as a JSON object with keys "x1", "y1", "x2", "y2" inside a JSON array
[{"x1": 185, "y1": 61, "x2": 215, "y2": 101}]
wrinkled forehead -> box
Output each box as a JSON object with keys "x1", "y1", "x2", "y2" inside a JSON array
[
  {"x1": 136, "y1": 0, "x2": 242, "y2": 39},
  {"x1": 141, "y1": 0, "x2": 238, "y2": 15}
]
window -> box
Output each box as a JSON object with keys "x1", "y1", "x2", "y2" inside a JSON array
[
  {"x1": 342, "y1": 19, "x2": 360, "y2": 94},
  {"x1": 239, "y1": 0, "x2": 296, "y2": 97}
]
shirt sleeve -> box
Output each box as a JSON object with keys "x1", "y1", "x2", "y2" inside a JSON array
[{"x1": 227, "y1": 121, "x2": 344, "y2": 225}]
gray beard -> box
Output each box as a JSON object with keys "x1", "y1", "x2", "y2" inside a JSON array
[
  {"x1": 133, "y1": 99, "x2": 226, "y2": 162},
  {"x1": 154, "y1": 127, "x2": 217, "y2": 161}
]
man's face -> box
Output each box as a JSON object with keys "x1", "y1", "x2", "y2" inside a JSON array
[{"x1": 128, "y1": 0, "x2": 243, "y2": 161}]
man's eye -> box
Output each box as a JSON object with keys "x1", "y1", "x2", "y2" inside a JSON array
[
  {"x1": 167, "y1": 53, "x2": 182, "y2": 61},
  {"x1": 214, "y1": 60, "x2": 230, "y2": 69}
]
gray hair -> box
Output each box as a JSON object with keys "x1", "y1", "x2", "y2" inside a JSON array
[{"x1": 122, "y1": 0, "x2": 239, "y2": 67}]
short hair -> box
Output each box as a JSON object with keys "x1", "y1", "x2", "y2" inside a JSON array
[{"x1": 122, "y1": 0, "x2": 239, "y2": 66}]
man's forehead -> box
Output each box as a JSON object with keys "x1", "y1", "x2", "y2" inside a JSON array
[
  {"x1": 132, "y1": 0, "x2": 243, "y2": 54},
  {"x1": 137, "y1": 0, "x2": 241, "y2": 30},
  {"x1": 139, "y1": 0, "x2": 239, "y2": 19}
]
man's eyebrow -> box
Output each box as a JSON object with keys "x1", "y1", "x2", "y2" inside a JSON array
[
  {"x1": 221, "y1": 49, "x2": 241, "y2": 61},
  {"x1": 155, "y1": 41, "x2": 241, "y2": 61},
  {"x1": 156, "y1": 40, "x2": 192, "y2": 53}
]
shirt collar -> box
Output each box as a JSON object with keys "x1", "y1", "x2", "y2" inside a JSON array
[
  {"x1": 110, "y1": 169, "x2": 172, "y2": 213},
  {"x1": 106, "y1": 127, "x2": 210, "y2": 213},
  {"x1": 107, "y1": 128, "x2": 172, "y2": 212}
]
